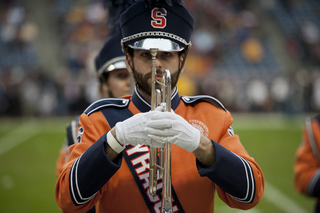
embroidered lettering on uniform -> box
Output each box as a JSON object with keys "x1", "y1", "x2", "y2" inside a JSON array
[
  {"x1": 228, "y1": 126, "x2": 235, "y2": 136},
  {"x1": 151, "y1": 8, "x2": 167, "y2": 29},
  {"x1": 139, "y1": 172, "x2": 150, "y2": 189},
  {"x1": 76, "y1": 126, "x2": 84, "y2": 142},
  {"x1": 127, "y1": 144, "x2": 149, "y2": 155},
  {"x1": 132, "y1": 153, "x2": 150, "y2": 174},
  {"x1": 189, "y1": 119, "x2": 209, "y2": 137},
  {"x1": 123, "y1": 145, "x2": 183, "y2": 213},
  {"x1": 78, "y1": 126, "x2": 84, "y2": 134}
]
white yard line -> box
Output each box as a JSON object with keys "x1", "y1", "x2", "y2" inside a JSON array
[
  {"x1": 264, "y1": 181, "x2": 308, "y2": 213},
  {"x1": 215, "y1": 180, "x2": 308, "y2": 213},
  {"x1": 0, "y1": 120, "x2": 41, "y2": 157}
]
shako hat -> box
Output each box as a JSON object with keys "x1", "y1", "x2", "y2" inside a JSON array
[
  {"x1": 95, "y1": 32, "x2": 126, "y2": 77},
  {"x1": 120, "y1": 0, "x2": 194, "y2": 52},
  {"x1": 95, "y1": 0, "x2": 136, "y2": 77}
]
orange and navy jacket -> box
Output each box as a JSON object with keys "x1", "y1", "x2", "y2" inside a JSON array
[
  {"x1": 56, "y1": 116, "x2": 80, "y2": 177},
  {"x1": 294, "y1": 114, "x2": 320, "y2": 201},
  {"x1": 55, "y1": 87, "x2": 264, "y2": 213}
]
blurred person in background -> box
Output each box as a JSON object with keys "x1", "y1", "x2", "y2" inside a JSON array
[
  {"x1": 95, "y1": 33, "x2": 132, "y2": 100},
  {"x1": 55, "y1": 0, "x2": 264, "y2": 212},
  {"x1": 312, "y1": 74, "x2": 320, "y2": 111},
  {"x1": 55, "y1": 31, "x2": 131, "y2": 213},
  {"x1": 55, "y1": 1, "x2": 134, "y2": 212},
  {"x1": 55, "y1": 31, "x2": 131, "y2": 176},
  {"x1": 294, "y1": 114, "x2": 320, "y2": 213}
]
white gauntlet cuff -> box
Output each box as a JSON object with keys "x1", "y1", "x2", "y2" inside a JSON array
[{"x1": 106, "y1": 131, "x2": 125, "y2": 154}]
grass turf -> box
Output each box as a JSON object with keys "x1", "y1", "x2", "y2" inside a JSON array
[{"x1": 0, "y1": 114, "x2": 316, "y2": 212}]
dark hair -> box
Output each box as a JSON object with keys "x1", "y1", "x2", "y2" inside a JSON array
[
  {"x1": 126, "y1": 47, "x2": 134, "y2": 58},
  {"x1": 99, "y1": 72, "x2": 109, "y2": 84}
]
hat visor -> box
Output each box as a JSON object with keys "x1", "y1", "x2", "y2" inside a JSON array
[
  {"x1": 98, "y1": 57, "x2": 126, "y2": 76},
  {"x1": 128, "y1": 38, "x2": 184, "y2": 52},
  {"x1": 106, "y1": 61, "x2": 126, "y2": 72}
]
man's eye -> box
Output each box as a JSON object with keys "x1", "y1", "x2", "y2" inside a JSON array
[
  {"x1": 141, "y1": 52, "x2": 151, "y2": 57},
  {"x1": 162, "y1": 52, "x2": 171, "y2": 57}
]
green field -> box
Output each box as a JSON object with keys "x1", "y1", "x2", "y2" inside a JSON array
[{"x1": 0, "y1": 114, "x2": 316, "y2": 213}]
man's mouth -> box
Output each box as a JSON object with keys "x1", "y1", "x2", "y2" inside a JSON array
[{"x1": 156, "y1": 74, "x2": 163, "y2": 81}]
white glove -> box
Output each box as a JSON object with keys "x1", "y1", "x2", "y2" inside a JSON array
[
  {"x1": 145, "y1": 111, "x2": 201, "y2": 152},
  {"x1": 115, "y1": 112, "x2": 164, "y2": 147}
]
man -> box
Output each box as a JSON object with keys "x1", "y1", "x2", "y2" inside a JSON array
[
  {"x1": 55, "y1": 1, "x2": 264, "y2": 212},
  {"x1": 294, "y1": 114, "x2": 320, "y2": 213},
  {"x1": 55, "y1": 31, "x2": 131, "y2": 177}
]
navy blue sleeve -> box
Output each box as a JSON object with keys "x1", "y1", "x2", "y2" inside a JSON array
[
  {"x1": 197, "y1": 141, "x2": 255, "y2": 203},
  {"x1": 308, "y1": 169, "x2": 320, "y2": 197},
  {"x1": 69, "y1": 132, "x2": 122, "y2": 206},
  {"x1": 312, "y1": 176, "x2": 320, "y2": 197}
]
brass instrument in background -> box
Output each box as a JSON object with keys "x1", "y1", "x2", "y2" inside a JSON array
[{"x1": 149, "y1": 48, "x2": 173, "y2": 213}]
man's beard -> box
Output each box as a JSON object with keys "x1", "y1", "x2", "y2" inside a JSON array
[{"x1": 133, "y1": 68, "x2": 180, "y2": 95}]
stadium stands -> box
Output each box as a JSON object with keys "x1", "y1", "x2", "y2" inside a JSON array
[{"x1": 0, "y1": 0, "x2": 319, "y2": 116}]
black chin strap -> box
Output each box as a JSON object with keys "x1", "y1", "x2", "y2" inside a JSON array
[
  {"x1": 175, "y1": 47, "x2": 189, "y2": 86},
  {"x1": 180, "y1": 46, "x2": 189, "y2": 72}
]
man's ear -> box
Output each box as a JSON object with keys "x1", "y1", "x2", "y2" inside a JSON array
[
  {"x1": 180, "y1": 61, "x2": 186, "y2": 74},
  {"x1": 125, "y1": 54, "x2": 133, "y2": 74},
  {"x1": 179, "y1": 52, "x2": 186, "y2": 74}
]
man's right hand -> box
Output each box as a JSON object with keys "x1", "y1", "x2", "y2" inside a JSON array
[{"x1": 115, "y1": 111, "x2": 165, "y2": 148}]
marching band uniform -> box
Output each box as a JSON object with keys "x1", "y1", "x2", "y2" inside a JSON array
[
  {"x1": 55, "y1": 88, "x2": 264, "y2": 212},
  {"x1": 55, "y1": 1, "x2": 264, "y2": 212}
]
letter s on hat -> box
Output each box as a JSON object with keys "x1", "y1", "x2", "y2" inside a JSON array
[{"x1": 151, "y1": 8, "x2": 167, "y2": 28}]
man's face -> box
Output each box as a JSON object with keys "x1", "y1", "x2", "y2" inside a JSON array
[{"x1": 127, "y1": 49, "x2": 184, "y2": 95}]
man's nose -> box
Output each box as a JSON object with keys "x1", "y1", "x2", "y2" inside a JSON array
[{"x1": 155, "y1": 58, "x2": 163, "y2": 70}]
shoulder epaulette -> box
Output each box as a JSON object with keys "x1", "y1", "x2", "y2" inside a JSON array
[
  {"x1": 84, "y1": 98, "x2": 130, "y2": 116},
  {"x1": 181, "y1": 95, "x2": 226, "y2": 111}
]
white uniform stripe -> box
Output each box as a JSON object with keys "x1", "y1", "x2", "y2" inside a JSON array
[
  {"x1": 70, "y1": 155, "x2": 97, "y2": 205},
  {"x1": 230, "y1": 155, "x2": 255, "y2": 203},
  {"x1": 307, "y1": 168, "x2": 320, "y2": 196},
  {"x1": 135, "y1": 87, "x2": 150, "y2": 107},
  {"x1": 71, "y1": 120, "x2": 78, "y2": 144},
  {"x1": 305, "y1": 116, "x2": 319, "y2": 160},
  {"x1": 84, "y1": 98, "x2": 129, "y2": 115}
]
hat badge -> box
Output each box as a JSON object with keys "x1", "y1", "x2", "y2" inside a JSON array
[{"x1": 151, "y1": 8, "x2": 167, "y2": 29}]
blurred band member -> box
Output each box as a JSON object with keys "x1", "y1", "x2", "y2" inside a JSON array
[
  {"x1": 56, "y1": 31, "x2": 131, "y2": 176},
  {"x1": 294, "y1": 114, "x2": 320, "y2": 213},
  {"x1": 55, "y1": 32, "x2": 131, "y2": 213}
]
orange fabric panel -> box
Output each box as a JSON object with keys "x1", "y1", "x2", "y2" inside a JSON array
[{"x1": 294, "y1": 118, "x2": 320, "y2": 194}]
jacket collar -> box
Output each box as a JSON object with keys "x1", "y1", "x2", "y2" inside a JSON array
[{"x1": 131, "y1": 87, "x2": 180, "y2": 112}]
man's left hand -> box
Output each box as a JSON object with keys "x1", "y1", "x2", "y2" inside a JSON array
[{"x1": 145, "y1": 111, "x2": 200, "y2": 152}]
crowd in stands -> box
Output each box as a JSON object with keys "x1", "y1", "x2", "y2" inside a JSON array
[{"x1": 0, "y1": 0, "x2": 319, "y2": 117}]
